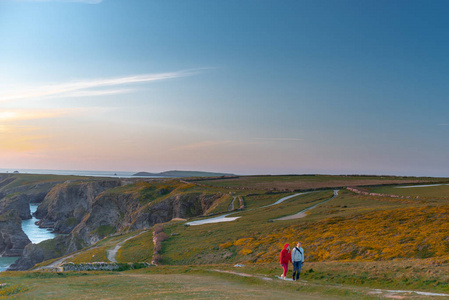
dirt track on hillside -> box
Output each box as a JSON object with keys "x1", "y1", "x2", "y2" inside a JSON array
[
  {"x1": 107, "y1": 230, "x2": 148, "y2": 262},
  {"x1": 276, "y1": 190, "x2": 339, "y2": 220}
]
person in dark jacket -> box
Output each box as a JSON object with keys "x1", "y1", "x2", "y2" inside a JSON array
[{"x1": 280, "y1": 243, "x2": 292, "y2": 279}]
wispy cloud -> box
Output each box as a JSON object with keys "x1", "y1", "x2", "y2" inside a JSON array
[
  {"x1": 0, "y1": 108, "x2": 85, "y2": 152},
  {"x1": 0, "y1": 70, "x2": 198, "y2": 102},
  {"x1": 172, "y1": 137, "x2": 303, "y2": 152},
  {"x1": 0, "y1": 122, "x2": 48, "y2": 152},
  {"x1": 172, "y1": 140, "x2": 234, "y2": 151},
  {"x1": 252, "y1": 138, "x2": 303, "y2": 142},
  {"x1": 19, "y1": 0, "x2": 103, "y2": 4},
  {"x1": 56, "y1": 89, "x2": 133, "y2": 98},
  {"x1": 0, "y1": 109, "x2": 80, "y2": 123}
]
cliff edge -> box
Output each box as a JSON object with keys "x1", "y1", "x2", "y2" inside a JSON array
[{"x1": 0, "y1": 210, "x2": 31, "y2": 257}]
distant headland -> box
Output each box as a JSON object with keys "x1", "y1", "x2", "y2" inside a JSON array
[{"x1": 132, "y1": 170, "x2": 235, "y2": 178}]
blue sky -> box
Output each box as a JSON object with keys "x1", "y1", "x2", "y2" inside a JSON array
[{"x1": 0, "y1": 0, "x2": 448, "y2": 176}]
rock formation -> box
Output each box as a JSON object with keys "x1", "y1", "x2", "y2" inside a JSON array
[
  {"x1": 8, "y1": 235, "x2": 69, "y2": 271},
  {"x1": 0, "y1": 194, "x2": 32, "y2": 219},
  {"x1": 0, "y1": 176, "x2": 60, "y2": 220},
  {"x1": 0, "y1": 210, "x2": 31, "y2": 256},
  {"x1": 35, "y1": 179, "x2": 122, "y2": 233},
  {"x1": 11, "y1": 180, "x2": 223, "y2": 270},
  {"x1": 71, "y1": 191, "x2": 221, "y2": 247}
]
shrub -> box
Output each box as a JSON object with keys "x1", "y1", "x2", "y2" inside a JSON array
[
  {"x1": 238, "y1": 249, "x2": 253, "y2": 255},
  {"x1": 153, "y1": 232, "x2": 169, "y2": 253},
  {"x1": 0, "y1": 284, "x2": 28, "y2": 298},
  {"x1": 219, "y1": 242, "x2": 233, "y2": 249}
]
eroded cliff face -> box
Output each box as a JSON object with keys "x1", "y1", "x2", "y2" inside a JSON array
[
  {"x1": 11, "y1": 180, "x2": 223, "y2": 270},
  {"x1": 35, "y1": 179, "x2": 122, "y2": 233},
  {"x1": 0, "y1": 176, "x2": 60, "y2": 220},
  {"x1": 5, "y1": 182, "x2": 58, "y2": 204},
  {"x1": 0, "y1": 194, "x2": 32, "y2": 220},
  {"x1": 70, "y1": 191, "x2": 221, "y2": 248},
  {"x1": 130, "y1": 193, "x2": 220, "y2": 230},
  {"x1": 0, "y1": 210, "x2": 31, "y2": 257},
  {"x1": 8, "y1": 235, "x2": 69, "y2": 271}
]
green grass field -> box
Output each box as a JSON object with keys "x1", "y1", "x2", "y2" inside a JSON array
[
  {"x1": 4, "y1": 175, "x2": 449, "y2": 299},
  {"x1": 369, "y1": 184, "x2": 449, "y2": 200},
  {"x1": 0, "y1": 268, "x2": 358, "y2": 299},
  {"x1": 1, "y1": 263, "x2": 448, "y2": 299},
  {"x1": 195, "y1": 175, "x2": 448, "y2": 192}
]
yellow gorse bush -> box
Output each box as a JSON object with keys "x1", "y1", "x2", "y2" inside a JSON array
[{"x1": 231, "y1": 205, "x2": 449, "y2": 263}]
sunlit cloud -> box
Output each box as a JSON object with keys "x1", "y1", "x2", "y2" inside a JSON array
[
  {"x1": 0, "y1": 70, "x2": 199, "y2": 102},
  {"x1": 0, "y1": 108, "x2": 85, "y2": 152},
  {"x1": 0, "y1": 109, "x2": 71, "y2": 122},
  {"x1": 0, "y1": 125, "x2": 47, "y2": 152}
]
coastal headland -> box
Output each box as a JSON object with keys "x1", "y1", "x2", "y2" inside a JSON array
[{"x1": 0, "y1": 172, "x2": 449, "y2": 298}]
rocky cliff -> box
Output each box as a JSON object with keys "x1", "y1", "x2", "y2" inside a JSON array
[
  {"x1": 0, "y1": 194, "x2": 32, "y2": 219},
  {"x1": 35, "y1": 179, "x2": 122, "y2": 233},
  {"x1": 0, "y1": 210, "x2": 31, "y2": 256},
  {"x1": 4, "y1": 181, "x2": 58, "y2": 204},
  {"x1": 0, "y1": 175, "x2": 61, "y2": 220},
  {"x1": 11, "y1": 180, "x2": 223, "y2": 270},
  {"x1": 8, "y1": 235, "x2": 69, "y2": 271},
  {"x1": 70, "y1": 191, "x2": 221, "y2": 248}
]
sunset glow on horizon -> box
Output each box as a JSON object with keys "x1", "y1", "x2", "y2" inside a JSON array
[{"x1": 1, "y1": 1, "x2": 448, "y2": 176}]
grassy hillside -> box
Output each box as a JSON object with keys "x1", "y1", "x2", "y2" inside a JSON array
[
  {"x1": 160, "y1": 189, "x2": 449, "y2": 265},
  {"x1": 3, "y1": 175, "x2": 449, "y2": 298},
  {"x1": 0, "y1": 173, "x2": 106, "y2": 196},
  {"x1": 194, "y1": 175, "x2": 448, "y2": 192},
  {"x1": 133, "y1": 170, "x2": 235, "y2": 178},
  {"x1": 369, "y1": 184, "x2": 449, "y2": 200}
]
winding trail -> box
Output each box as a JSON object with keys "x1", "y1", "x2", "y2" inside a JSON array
[
  {"x1": 36, "y1": 252, "x2": 79, "y2": 270},
  {"x1": 397, "y1": 183, "x2": 449, "y2": 188},
  {"x1": 186, "y1": 213, "x2": 241, "y2": 226},
  {"x1": 107, "y1": 230, "x2": 148, "y2": 262},
  {"x1": 261, "y1": 192, "x2": 310, "y2": 208},
  {"x1": 228, "y1": 196, "x2": 236, "y2": 211},
  {"x1": 187, "y1": 192, "x2": 311, "y2": 226},
  {"x1": 36, "y1": 231, "x2": 148, "y2": 270},
  {"x1": 276, "y1": 190, "x2": 339, "y2": 220},
  {"x1": 213, "y1": 269, "x2": 449, "y2": 298}
]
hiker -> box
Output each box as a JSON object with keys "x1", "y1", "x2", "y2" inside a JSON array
[
  {"x1": 291, "y1": 242, "x2": 304, "y2": 281},
  {"x1": 280, "y1": 243, "x2": 292, "y2": 279}
]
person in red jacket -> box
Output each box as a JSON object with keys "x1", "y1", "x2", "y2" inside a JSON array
[{"x1": 280, "y1": 243, "x2": 292, "y2": 279}]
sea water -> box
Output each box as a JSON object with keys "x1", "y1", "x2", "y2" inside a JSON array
[
  {"x1": 22, "y1": 204, "x2": 57, "y2": 244},
  {"x1": 0, "y1": 204, "x2": 57, "y2": 271},
  {"x1": 0, "y1": 168, "x2": 164, "y2": 178}
]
